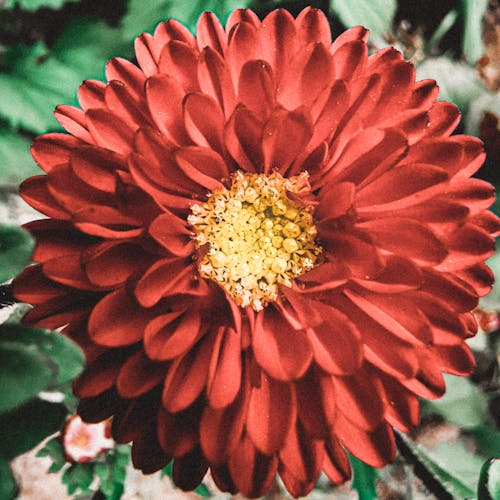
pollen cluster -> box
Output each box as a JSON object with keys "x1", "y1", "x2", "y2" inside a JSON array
[{"x1": 188, "y1": 171, "x2": 321, "y2": 311}]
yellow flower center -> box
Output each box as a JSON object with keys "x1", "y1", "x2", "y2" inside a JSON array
[{"x1": 188, "y1": 171, "x2": 321, "y2": 311}]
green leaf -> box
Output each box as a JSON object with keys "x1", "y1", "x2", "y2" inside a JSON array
[
  {"x1": 398, "y1": 433, "x2": 483, "y2": 499},
  {"x1": 100, "y1": 481, "x2": 124, "y2": 500},
  {"x1": 482, "y1": 250, "x2": 500, "y2": 309},
  {"x1": 0, "y1": 127, "x2": 39, "y2": 187},
  {"x1": 0, "y1": 324, "x2": 85, "y2": 385},
  {"x1": 0, "y1": 458, "x2": 16, "y2": 500},
  {"x1": 52, "y1": 17, "x2": 130, "y2": 74},
  {"x1": 470, "y1": 425, "x2": 500, "y2": 459},
  {"x1": 422, "y1": 374, "x2": 488, "y2": 428},
  {"x1": 0, "y1": 340, "x2": 52, "y2": 413},
  {"x1": 416, "y1": 57, "x2": 484, "y2": 114},
  {"x1": 428, "y1": 9, "x2": 459, "y2": 49},
  {"x1": 0, "y1": 399, "x2": 66, "y2": 459},
  {"x1": 37, "y1": 436, "x2": 66, "y2": 469},
  {"x1": 194, "y1": 483, "x2": 210, "y2": 497},
  {"x1": 461, "y1": 0, "x2": 488, "y2": 64},
  {"x1": 62, "y1": 463, "x2": 95, "y2": 494},
  {"x1": 350, "y1": 455, "x2": 379, "y2": 500},
  {"x1": 94, "y1": 462, "x2": 110, "y2": 481},
  {"x1": 161, "y1": 461, "x2": 173, "y2": 477},
  {"x1": 3, "y1": 0, "x2": 79, "y2": 10},
  {"x1": 478, "y1": 459, "x2": 500, "y2": 500},
  {"x1": 0, "y1": 18, "x2": 129, "y2": 134},
  {"x1": 330, "y1": 0, "x2": 396, "y2": 38},
  {"x1": 121, "y1": 0, "x2": 252, "y2": 39},
  {"x1": 0, "y1": 224, "x2": 33, "y2": 283}
]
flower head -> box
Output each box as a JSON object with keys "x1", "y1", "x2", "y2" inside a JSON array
[
  {"x1": 14, "y1": 7, "x2": 499, "y2": 497},
  {"x1": 63, "y1": 415, "x2": 114, "y2": 463}
]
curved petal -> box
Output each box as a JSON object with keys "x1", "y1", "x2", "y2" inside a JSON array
[{"x1": 252, "y1": 306, "x2": 312, "y2": 381}]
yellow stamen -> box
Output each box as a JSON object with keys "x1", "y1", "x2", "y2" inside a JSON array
[{"x1": 188, "y1": 171, "x2": 321, "y2": 311}]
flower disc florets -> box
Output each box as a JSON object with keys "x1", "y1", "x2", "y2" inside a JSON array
[{"x1": 188, "y1": 171, "x2": 321, "y2": 310}]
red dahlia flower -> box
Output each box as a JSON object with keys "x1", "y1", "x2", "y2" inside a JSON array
[{"x1": 14, "y1": 7, "x2": 499, "y2": 497}]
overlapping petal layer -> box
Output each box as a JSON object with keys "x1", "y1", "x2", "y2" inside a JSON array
[{"x1": 14, "y1": 7, "x2": 499, "y2": 497}]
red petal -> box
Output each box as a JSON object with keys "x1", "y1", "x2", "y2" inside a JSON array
[
  {"x1": 78, "y1": 79, "x2": 106, "y2": 109},
  {"x1": 260, "y1": 9, "x2": 297, "y2": 84},
  {"x1": 295, "y1": 368, "x2": 333, "y2": 438},
  {"x1": 198, "y1": 47, "x2": 236, "y2": 115},
  {"x1": 238, "y1": 60, "x2": 275, "y2": 118},
  {"x1": 333, "y1": 370, "x2": 385, "y2": 430},
  {"x1": 358, "y1": 217, "x2": 447, "y2": 265},
  {"x1": 158, "y1": 41, "x2": 199, "y2": 92},
  {"x1": 19, "y1": 175, "x2": 71, "y2": 220},
  {"x1": 196, "y1": 11, "x2": 226, "y2": 55},
  {"x1": 331, "y1": 26, "x2": 369, "y2": 53},
  {"x1": 279, "y1": 421, "x2": 324, "y2": 496},
  {"x1": 246, "y1": 373, "x2": 295, "y2": 454},
  {"x1": 42, "y1": 252, "x2": 96, "y2": 290},
  {"x1": 116, "y1": 350, "x2": 166, "y2": 398},
  {"x1": 262, "y1": 108, "x2": 313, "y2": 174},
  {"x1": 145, "y1": 75, "x2": 190, "y2": 145},
  {"x1": 70, "y1": 146, "x2": 122, "y2": 194},
  {"x1": 13, "y1": 264, "x2": 68, "y2": 304},
  {"x1": 54, "y1": 105, "x2": 93, "y2": 143},
  {"x1": 200, "y1": 374, "x2": 248, "y2": 463},
  {"x1": 226, "y1": 22, "x2": 260, "y2": 84},
  {"x1": 144, "y1": 308, "x2": 204, "y2": 361},
  {"x1": 296, "y1": 7, "x2": 331, "y2": 45},
  {"x1": 345, "y1": 289, "x2": 432, "y2": 345},
  {"x1": 332, "y1": 40, "x2": 367, "y2": 80},
  {"x1": 161, "y1": 333, "x2": 214, "y2": 412},
  {"x1": 131, "y1": 427, "x2": 170, "y2": 474},
  {"x1": 334, "y1": 417, "x2": 396, "y2": 468},
  {"x1": 438, "y1": 224, "x2": 495, "y2": 271},
  {"x1": 357, "y1": 163, "x2": 448, "y2": 212},
  {"x1": 305, "y1": 301, "x2": 362, "y2": 375},
  {"x1": 135, "y1": 257, "x2": 203, "y2": 308},
  {"x1": 224, "y1": 105, "x2": 263, "y2": 172},
  {"x1": 157, "y1": 404, "x2": 199, "y2": 457},
  {"x1": 31, "y1": 133, "x2": 81, "y2": 173},
  {"x1": 174, "y1": 146, "x2": 226, "y2": 191},
  {"x1": 206, "y1": 327, "x2": 242, "y2": 408},
  {"x1": 104, "y1": 80, "x2": 149, "y2": 127},
  {"x1": 86, "y1": 109, "x2": 134, "y2": 155},
  {"x1": 172, "y1": 446, "x2": 208, "y2": 492},
  {"x1": 420, "y1": 270, "x2": 479, "y2": 313},
  {"x1": 26, "y1": 219, "x2": 95, "y2": 263},
  {"x1": 354, "y1": 255, "x2": 422, "y2": 294},
  {"x1": 73, "y1": 350, "x2": 128, "y2": 398},
  {"x1": 316, "y1": 182, "x2": 355, "y2": 221},
  {"x1": 253, "y1": 306, "x2": 312, "y2": 381},
  {"x1": 318, "y1": 229, "x2": 385, "y2": 279},
  {"x1": 228, "y1": 434, "x2": 278, "y2": 498},
  {"x1": 427, "y1": 101, "x2": 460, "y2": 137},
  {"x1": 380, "y1": 374, "x2": 420, "y2": 432},
  {"x1": 149, "y1": 212, "x2": 194, "y2": 257},
  {"x1": 437, "y1": 343, "x2": 474, "y2": 375},
  {"x1": 105, "y1": 57, "x2": 146, "y2": 100},
  {"x1": 84, "y1": 241, "x2": 151, "y2": 287},
  {"x1": 408, "y1": 79, "x2": 438, "y2": 109},
  {"x1": 365, "y1": 61, "x2": 414, "y2": 126},
  {"x1": 88, "y1": 288, "x2": 152, "y2": 346},
  {"x1": 323, "y1": 437, "x2": 351, "y2": 484},
  {"x1": 183, "y1": 92, "x2": 225, "y2": 153}
]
